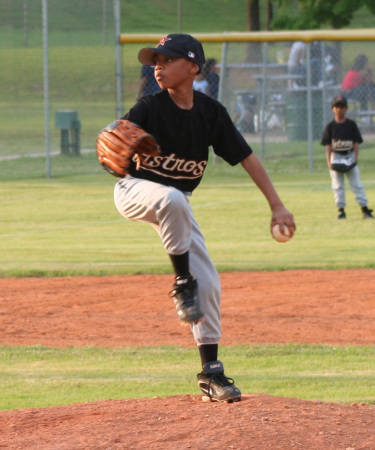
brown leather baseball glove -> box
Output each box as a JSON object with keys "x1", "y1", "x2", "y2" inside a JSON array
[{"x1": 96, "y1": 119, "x2": 160, "y2": 177}]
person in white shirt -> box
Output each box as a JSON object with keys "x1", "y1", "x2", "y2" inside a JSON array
[{"x1": 288, "y1": 41, "x2": 306, "y2": 88}]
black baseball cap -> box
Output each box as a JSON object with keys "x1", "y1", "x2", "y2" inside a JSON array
[
  {"x1": 331, "y1": 95, "x2": 348, "y2": 108},
  {"x1": 138, "y1": 33, "x2": 205, "y2": 73}
]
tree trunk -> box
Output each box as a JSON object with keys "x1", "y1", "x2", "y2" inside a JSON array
[
  {"x1": 246, "y1": 0, "x2": 261, "y2": 62},
  {"x1": 266, "y1": 1, "x2": 273, "y2": 31},
  {"x1": 247, "y1": 0, "x2": 260, "y2": 31}
]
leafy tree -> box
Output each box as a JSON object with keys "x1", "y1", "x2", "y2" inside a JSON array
[
  {"x1": 363, "y1": 0, "x2": 375, "y2": 14},
  {"x1": 271, "y1": 0, "x2": 373, "y2": 30}
]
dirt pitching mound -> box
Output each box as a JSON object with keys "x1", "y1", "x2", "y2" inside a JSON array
[{"x1": 0, "y1": 269, "x2": 374, "y2": 449}]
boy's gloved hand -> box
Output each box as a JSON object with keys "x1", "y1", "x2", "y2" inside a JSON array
[{"x1": 96, "y1": 119, "x2": 160, "y2": 177}]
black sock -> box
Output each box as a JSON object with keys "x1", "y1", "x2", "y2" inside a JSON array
[
  {"x1": 169, "y1": 251, "x2": 190, "y2": 277},
  {"x1": 199, "y1": 344, "x2": 218, "y2": 368}
]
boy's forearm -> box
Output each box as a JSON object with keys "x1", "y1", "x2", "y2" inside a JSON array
[
  {"x1": 326, "y1": 145, "x2": 332, "y2": 167},
  {"x1": 354, "y1": 143, "x2": 359, "y2": 161}
]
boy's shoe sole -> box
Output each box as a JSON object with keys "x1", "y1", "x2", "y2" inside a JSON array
[{"x1": 201, "y1": 394, "x2": 241, "y2": 403}]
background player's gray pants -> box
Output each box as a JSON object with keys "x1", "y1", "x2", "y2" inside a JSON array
[
  {"x1": 329, "y1": 166, "x2": 368, "y2": 209},
  {"x1": 114, "y1": 176, "x2": 221, "y2": 346}
]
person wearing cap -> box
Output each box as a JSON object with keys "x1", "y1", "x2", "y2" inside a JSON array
[
  {"x1": 320, "y1": 95, "x2": 374, "y2": 219},
  {"x1": 192, "y1": 70, "x2": 209, "y2": 95},
  {"x1": 112, "y1": 33, "x2": 295, "y2": 402},
  {"x1": 204, "y1": 58, "x2": 220, "y2": 100},
  {"x1": 137, "y1": 64, "x2": 161, "y2": 99}
]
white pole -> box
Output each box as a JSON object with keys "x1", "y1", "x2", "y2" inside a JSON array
[
  {"x1": 305, "y1": 43, "x2": 314, "y2": 172},
  {"x1": 218, "y1": 39, "x2": 228, "y2": 105},
  {"x1": 114, "y1": 0, "x2": 123, "y2": 118},
  {"x1": 42, "y1": 0, "x2": 51, "y2": 177},
  {"x1": 260, "y1": 42, "x2": 269, "y2": 160},
  {"x1": 214, "y1": 39, "x2": 228, "y2": 164}
]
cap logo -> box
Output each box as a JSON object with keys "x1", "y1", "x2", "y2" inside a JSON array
[
  {"x1": 157, "y1": 37, "x2": 171, "y2": 47},
  {"x1": 188, "y1": 51, "x2": 195, "y2": 59}
]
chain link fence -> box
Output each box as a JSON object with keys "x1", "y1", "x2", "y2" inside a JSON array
[
  {"x1": 1, "y1": 0, "x2": 374, "y2": 178},
  {"x1": 217, "y1": 39, "x2": 375, "y2": 144},
  {"x1": 0, "y1": 0, "x2": 116, "y2": 176},
  {"x1": 123, "y1": 39, "x2": 375, "y2": 132},
  {"x1": 121, "y1": 34, "x2": 375, "y2": 171}
]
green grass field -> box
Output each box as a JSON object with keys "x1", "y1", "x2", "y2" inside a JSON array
[
  {"x1": 1, "y1": 149, "x2": 375, "y2": 277},
  {"x1": 1, "y1": 345, "x2": 374, "y2": 411}
]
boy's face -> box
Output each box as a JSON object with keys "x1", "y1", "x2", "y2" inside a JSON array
[
  {"x1": 152, "y1": 54, "x2": 199, "y2": 90},
  {"x1": 332, "y1": 104, "x2": 347, "y2": 120}
]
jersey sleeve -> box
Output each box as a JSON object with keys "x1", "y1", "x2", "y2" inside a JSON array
[
  {"x1": 352, "y1": 121, "x2": 364, "y2": 144},
  {"x1": 320, "y1": 122, "x2": 333, "y2": 146},
  {"x1": 122, "y1": 99, "x2": 149, "y2": 126}
]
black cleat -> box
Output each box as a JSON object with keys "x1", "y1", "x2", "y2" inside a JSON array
[
  {"x1": 337, "y1": 208, "x2": 346, "y2": 219},
  {"x1": 362, "y1": 206, "x2": 374, "y2": 219},
  {"x1": 170, "y1": 275, "x2": 204, "y2": 324},
  {"x1": 197, "y1": 360, "x2": 241, "y2": 403}
]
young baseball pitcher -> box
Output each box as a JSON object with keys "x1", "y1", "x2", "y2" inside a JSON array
[{"x1": 104, "y1": 34, "x2": 295, "y2": 402}]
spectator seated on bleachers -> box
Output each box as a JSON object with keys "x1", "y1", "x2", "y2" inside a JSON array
[{"x1": 340, "y1": 54, "x2": 375, "y2": 111}]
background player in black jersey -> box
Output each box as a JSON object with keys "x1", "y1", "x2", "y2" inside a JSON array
[
  {"x1": 321, "y1": 95, "x2": 374, "y2": 220},
  {"x1": 113, "y1": 34, "x2": 295, "y2": 402}
]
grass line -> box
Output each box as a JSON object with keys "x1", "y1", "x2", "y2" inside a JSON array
[
  {"x1": 0, "y1": 219, "x2": 124, "y2": 238},
  {"x1": 1, "y1": 344, "x2": 374, "y2": 411}
]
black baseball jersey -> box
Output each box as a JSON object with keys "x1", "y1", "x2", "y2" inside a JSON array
[
  {"x1": 320, "y1": 118, "x2": 363, "y2": 152},
  {"x1": 122, "y1": 90, "x2": 252, "y2": 192}
]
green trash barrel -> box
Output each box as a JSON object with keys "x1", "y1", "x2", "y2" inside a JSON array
[
  {"x1": 286, "y1": 91, "x2": 324, "y2": 141},
  {"x1": 55, "y1": 110, "x2": 81, "y2": 155},
  {"x1": 286, "y1": 91, "x2": 307, "y2": 141}
]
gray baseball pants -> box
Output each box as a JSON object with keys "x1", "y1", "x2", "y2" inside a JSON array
[
  {"x1": 329, "y1": 165, "x2": 368, "y2": 209},
  {"x1": 114, "y1": 175, "x2": 221, "y2": 346}
]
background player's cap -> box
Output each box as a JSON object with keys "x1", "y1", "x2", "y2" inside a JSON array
[
  {"x1": 331, "y1": 95, "x2": 348, "y2": 108},
  {"x1": 138, "y1": 33, "x2": 205, "y2": 73}
]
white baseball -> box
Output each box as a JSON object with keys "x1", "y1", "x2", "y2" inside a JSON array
[{"x1": 272, "y1": 224, "x2": 292, "y2": 243}]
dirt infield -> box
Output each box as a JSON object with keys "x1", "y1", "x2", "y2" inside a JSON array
[{"x1": 0, "y1": 269, "x2": 374, "y2": 449}]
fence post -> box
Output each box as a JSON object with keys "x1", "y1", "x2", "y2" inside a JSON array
[
  {"x1": 218, "y1": 41, "x2": 228, "y2": 105},
  {"x1": 214, "y1": 39, "x2": 229, "y2": 164},
  {"x1": 260, "y1": 42, "x2": 269, "y2": 160},
  {"x1": 321, "y1": 42, "x2": 328, "y2": 128},
  {"x1": 305, "y1": 43, "x2": 314, "y2": 172},
  {"x1": 114, "y1": 0, "x2": 123, "y2": 118},
  {"x1": 42, "y1": 0, "x2": 51, "y2": 178}
]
